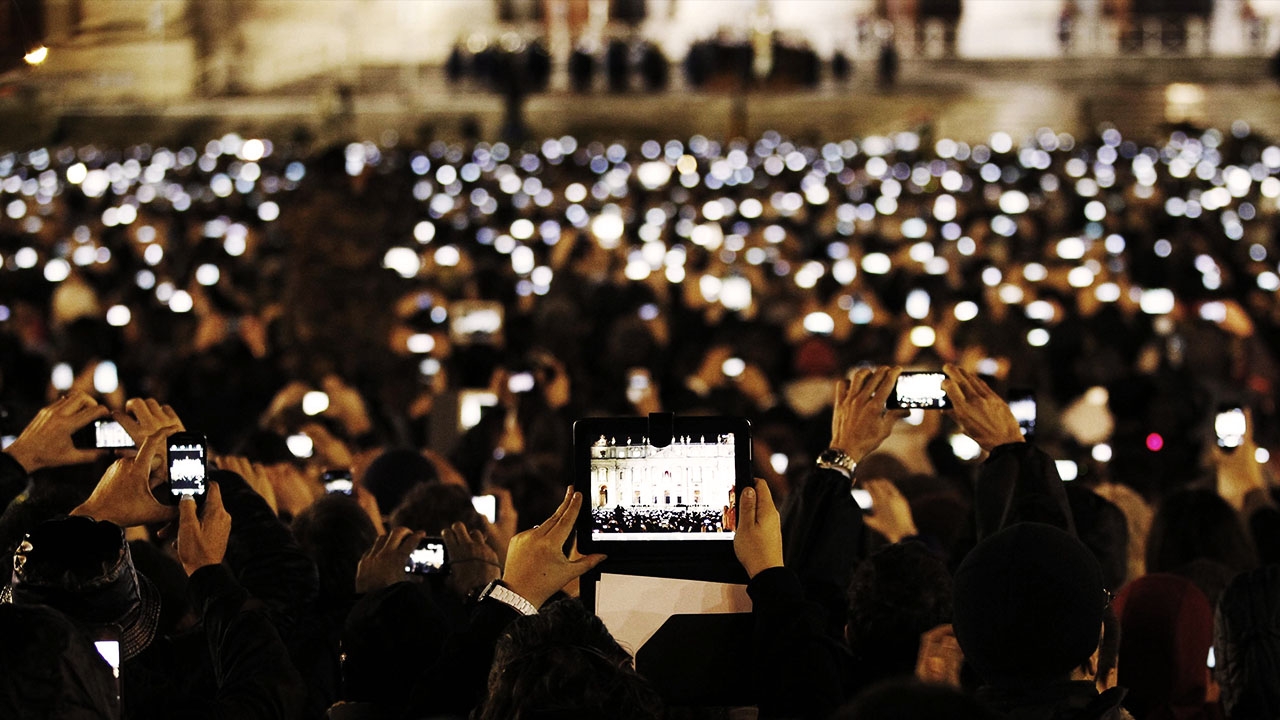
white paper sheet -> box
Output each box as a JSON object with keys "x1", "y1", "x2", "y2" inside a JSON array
[{"x1": 594, "y1": 572, "x2": 752, "y2": 656}]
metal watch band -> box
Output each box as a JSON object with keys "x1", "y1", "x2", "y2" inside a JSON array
[
  {"x1": 479, "y1": 580, "x2": 538, "y2": 616},
  {"x1": 817, "y1": 448, "x2": 857, "y2": 480}
]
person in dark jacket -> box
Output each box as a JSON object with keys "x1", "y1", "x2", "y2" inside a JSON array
[
  {"x1": 1214, "y1": 565, "x2": 1280, "y2": 719},
  {"x1": 953, "y1": 523, "x2": 1130, "y2": 720}
]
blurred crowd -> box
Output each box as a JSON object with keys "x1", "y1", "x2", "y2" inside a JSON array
[{"x1": 1, "y1": 122, "x2": 1280, "y2": 717}]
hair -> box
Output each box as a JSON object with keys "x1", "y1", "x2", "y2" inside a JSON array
[
  {"x1": 389, "y1": 482, "x2": 483, "y2": 536},
  {"x1": 291, "y1": 495, "x2": 377, "y2": 601},
  {"x1": 476, "y1": 599, "x2": 665, "y2": 720},
  {"x1": 485, "y1": 453, "x2": 565, "y2": 532},
  {"x1": 846, "y1": 542, "x2": 953, "y2": 684},
  {"x1": 830, "y1": 679, "x2": 996, "y2": 720},
  {"x1": 363, "y1": 448, "x2": 441, "y2": 516},
  {"x1": 1215, "y1": 565, "x2": 1280, "y2": 719},
  {"x1": 1065, "y1": 485, "x2": 1130, "y2": 591},
  {"x1": 1147, "y1": 489, "x2": 1257, "y2": 576}
]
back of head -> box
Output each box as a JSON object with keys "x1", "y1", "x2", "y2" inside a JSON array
[
  {"x1": 831, "y1": 679, "x2": 997, "y2": 720},
  {"x1": 1114, "y1": 574, "x2": 1214, "y2": 718},
  {"x1": 1065, "y1": 484, "x2": 1130, "y2": 591},
  {"x1": 292, "y1": 495, "x2": 377, "y2": 602},
  {"x1": 1147, "y1": 489, "x2": 1256, "y2": 576},
  {"x1": 486, "y1": 453, "x2": 564, "y2": 532},
  {"x1": 477, "y1": 599, "x2": 664, "y2": 720},
  {"x1": 390, "y1": 482, "x2": 482, "y2": 536},
  {"x1": 363, "y1": 449, "x2": 439, "y2": 516},
  {"x1": 3, "y1": 516, "x2": 159, "y2": 661},
  {"x1": 1215, "y1": 565, "x2": 1280, "y2": 719},
  {"x1": 846, "y1": 542, "x2": 953, "y2": 684},
  {"x1": 952, "y1": 523, "x2": 1107, "y2": 688},
  {"x1": 0, "y1": 603, "x2": 119, "y2": 719}
]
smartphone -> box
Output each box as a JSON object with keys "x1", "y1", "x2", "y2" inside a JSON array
[
  {"x1": 1, "y1": 435, "x2": 15, "y2": 450},
  {"x1": 88, "y1": 624, "x2": 121, "y2": 705},
  {"x1": 507, "y1": 372, "x2": 536, "y2": 394},
  {"x1": 722, "y1": 357, "x2": 746, "y2": 379},
  {"x1": 887, "y1": 371, "x2": 952, "y2": 410},
  {"x1": 449, "y1": 300, "x2": 504, "y2": 345},
  {"x1": 458, "y1": 390, "x2": 498, "y2": 432},
  {"x1": 405, "y1": 537, "x2": 449, "y2": 575},
  {"x1": 164, "y1": 432, "x2": 208, "y2": 505},
  {"x1": 626, "y1": 368, "x2": 651, "y2": 405},
  {"x1": 1008, "y1": 389, "x2": 1037, "y2": 440},
  {"x1": 1056, "y1": 460, "x2": 1079, "y2": 482},
  {"x1": 1216, "y1": 406, "x2": 1246, "y2": 452},
  {"x1": 72, "y1": 419, "x2": 136, "y2": 450},
  {"x1": 852, "y1": 487, "x2": 874, "y2": 513},
  {"x1": 322, "y1": 469, "x2": 354, "y2": 495},
  {"x1": 472, "y1": 494, "x2": 497, "y2": 523}
]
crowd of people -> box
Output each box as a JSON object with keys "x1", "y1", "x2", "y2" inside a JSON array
[{"x1": 0, "y1": 121, "x2": 1279, "y2": 717}]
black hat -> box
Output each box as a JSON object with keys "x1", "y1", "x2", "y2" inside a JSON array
[
  {"x1": 953, "y1": 523, "x2": 1107, "y2": 687},
  {"x1": 2, "y1": 516, "x2": 161, "y2": 661}
]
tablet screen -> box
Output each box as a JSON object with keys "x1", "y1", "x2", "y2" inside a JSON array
[
  {"x1": 588, "y1": 433, "x2": 738, "y2": 541},
  {"x1": 575, "y1": 417, "x2": 750, "y2": 554}
]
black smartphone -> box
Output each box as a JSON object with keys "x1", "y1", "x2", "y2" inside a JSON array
[
  {"x1": 1215, "y1": 405, "x2": 1246, "y2": 452},
  {"x1": 322, "y1": 469, "x2": 354, "y2": 495},
  {"x1": 405, "y1": 537, "x2": 449, "y2": 575},
  {"x1": 1008, "y1": 389, "x2": 1037, "y2": 440},
  {"x1": 164, "y1": 432, "x2": 208, "y2": 505},
  {"x1": 886, "y1": 371, "x2": 952, "y2": 410},
  {"x1": 71, "y1": 419, "x2": 136, "y2": 449}
]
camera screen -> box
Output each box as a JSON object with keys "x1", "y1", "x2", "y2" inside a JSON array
[
  {"x1": 405, "y1": 540, "x2": 447, "y2": 574},
  {"x1": 507, "y1": 372, "x2": 535, "y2": 394},
  {"x1": 1216, "y1": 408, "x2": 1246, "y2": 449},
  {"x1": 324, "y1": 478, "x2": 354, "y2": 495},
  {"x1": 450, "y1": 302, "x2": 503, "y2": 344},
  {"x1": 168, "y1": 441, "x2": 206, "y2": 497},
  {"x1": 1009, "y1": 396, "x2": 1037, "y2": 437},
  {"x1": 458, "y1": 390, "x2": 498, "y2": 432},
  {"x1": 889, "y1": 372, "x2": 951, "y2": 410},
  {"x1": 472, "y1": 495, "x2": 496, "y2": 523},
  {"x1": 588, "y1": 433, "x2": 738, "y2": 541},
  {"x1": 95, "y1": 420, "x2": 135, "y2": 449},
  {"x1": 852, "y1": 488, "x2": 874, "y2": 512}
]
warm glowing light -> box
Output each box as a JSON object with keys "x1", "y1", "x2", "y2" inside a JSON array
[{"x1": 24, "y1": 45, "x2": 48, "y2": 65}]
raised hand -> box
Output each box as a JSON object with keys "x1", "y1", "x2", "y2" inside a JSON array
[
  {"x1": 177, "y1": 482, "x2": 232, "y2": 576},
  {"x1": 216, "y1": 455, "x2": 278, "y2": 514},
  {"x1": 733, "y1": 479, "x2": 783, "y2": 579},
  {"x1": 861, "y1": 478, "x2": 918, "y2": 544},
  {"x1": 832, "y1": 366, "x2": 906, "y2": 462},
  {"x1": 941, "y1": 364, "x2": 1023, "y2": 454},
  {"x1": 114, "y1": 397, "x2": 184, "y2": 446},
  {"x1": 5, "y1": 390, "x2": 110, "y2": 472},
  {"x1": 500, "y1": 487, "x2": 606, "y2": 608},
  {"x1": 71, "y1": 428, "x2": 179, "y2": 527},
  {"x1": 355, "y1": 527, "x2": 424, "y2": 594},
  {"x1": 443, "y1": 521, "x2": 502, "y2": 600}
]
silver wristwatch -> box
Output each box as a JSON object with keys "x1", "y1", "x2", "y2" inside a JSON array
[
  {"x1": 816, "y1": 448, "x2": 857, "y2": 480},
  {"x1": 477, "y1": 580, "x2": 538, "y2": 616}
]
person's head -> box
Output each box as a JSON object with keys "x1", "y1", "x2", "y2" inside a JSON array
[
  {"x1": 292, "y1": 495, "x2": 377, "y2": 601},
  {"x1": 1147, "y1": 489, "x2": 1256, "y2": 576},
  {"x1": 1214, "y1": 565, "x2": 1280, "y2": 719},
  {"x1": 952, "y1": 523, "x2": 1108, "y2": 689},
  {"x1": 1065, "y1": 484, "x2": 1130, "y2": 591},
  {"x1": 390, "y1": 482, "x2": 483, "y2": 536},
  {"x1": 830, "y1": 678, "x2": 997, "y2": 720},
  {"x1": 845, "y1": 542, "x2": 953, "y2": 683},
  {"x1": 1114, "y1": 574, "x2": 1214, "y2": 718},
  {"x1": 476, "y1": 599, "x2": 664, "y2": 720},
  {"x1": 0, "y1": 603, "x2": 120, "y2": 718},
  {"x1": 1, "y1": 516, "x2": 160, "y2": 661},
  {"x1": 363, "y1": 448, "x2": 440, "y2": 516}
]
